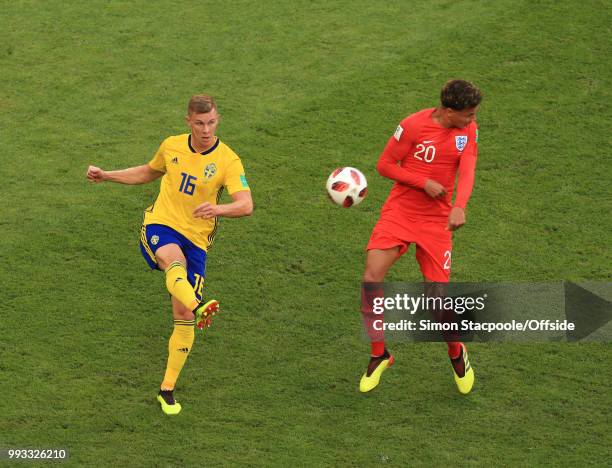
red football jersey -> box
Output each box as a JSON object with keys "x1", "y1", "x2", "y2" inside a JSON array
[{"x1": 377, "y1": 108, "x2": 478, "y2": 221}]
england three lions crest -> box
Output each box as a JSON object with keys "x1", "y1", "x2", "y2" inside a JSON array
[{"x1": 455, "y1": 135, "x2": 468, "y2": 152}]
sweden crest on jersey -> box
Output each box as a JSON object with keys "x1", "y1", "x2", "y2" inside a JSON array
[
  {"x1": 455, "y1": 135, "x2": 468, "y2": 152},
  {"x1": 204, "y1": 163, "x2": 217, "y2": 179}
]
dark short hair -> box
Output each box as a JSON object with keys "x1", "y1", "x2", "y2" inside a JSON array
[
  {"x1": 188, "y1": 95, "x2": 217, "y2": 114},
  {"x1": 440, "y1": 80, "x2": 482, "y2": 110}
]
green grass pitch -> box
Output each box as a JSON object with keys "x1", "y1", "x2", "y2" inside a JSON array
[{"x1": 1, "y1": 0, "x2": 610, "y2": 465}]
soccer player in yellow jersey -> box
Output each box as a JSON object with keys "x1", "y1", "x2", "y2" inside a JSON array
[{"x1": 86, "y1": 95, "x2": 253, "y2": 415}]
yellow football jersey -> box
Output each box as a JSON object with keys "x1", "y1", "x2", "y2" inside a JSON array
[{"x1": 144, "y1": 134, "x2": 250, "y2": 251}]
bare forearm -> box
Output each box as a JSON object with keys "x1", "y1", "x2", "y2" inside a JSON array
[
  {"x1": 193, "y1": 190, "x2": 253, "y2": 220},
  {"x1": 104, "y1": 165, "x2": 163, "y2": 185},
  {"x1": 216, "y1": 198, "x2": 253, "y2": 218}
]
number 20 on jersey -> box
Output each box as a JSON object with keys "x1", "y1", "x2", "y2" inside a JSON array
[{"x1": 414, "y1": 143, "x2": 436, "y2": 163}]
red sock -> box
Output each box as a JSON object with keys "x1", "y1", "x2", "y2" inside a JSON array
[
  {"x1": 362, "y1": 283, "x2": 386, "y2": 357},
  {"x1": 371, "y1": 341, "x2": 385, "y2": 357},
  {"x1": 447, "y1": 341, "x2": 462, "y2": 359}
]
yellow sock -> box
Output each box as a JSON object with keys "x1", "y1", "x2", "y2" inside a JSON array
[
  {"x1": 165, "y1": 261, "x2": 199, "y2": 310},
  {"x1": 161, "y1": 320, "x2": 195, "y2": 391}
]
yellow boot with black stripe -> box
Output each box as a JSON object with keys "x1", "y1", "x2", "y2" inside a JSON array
[
  {"x1": 451, "y1": 343, "x2": 475, "y2": 394},
  {"x1": 359, "y1": 349, "x2": 394, "y2": 393},
  {"x1": 157, "y1": 390, "x2": 182, "y2": 415}
]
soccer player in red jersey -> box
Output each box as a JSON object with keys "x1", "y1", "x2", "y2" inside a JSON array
[{"x1": 359, "y1": 80, "x2": 482, "y2": 394}]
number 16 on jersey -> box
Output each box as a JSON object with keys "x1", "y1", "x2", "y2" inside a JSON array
[{"x1": 179, "y1": 172, "x2": 197, "y2": 195}]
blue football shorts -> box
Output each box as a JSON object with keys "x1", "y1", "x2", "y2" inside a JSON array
[{"x1": 140, "y1": 223, "x2": 207, "y2": 301}]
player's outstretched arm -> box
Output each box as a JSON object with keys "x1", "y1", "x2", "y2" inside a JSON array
[
  {"x1": 193, "y1": 190, "x2": 253, "y2": 219},
  {"x1": 86, "y1": 164, "x2": 164, "y2": 185}
]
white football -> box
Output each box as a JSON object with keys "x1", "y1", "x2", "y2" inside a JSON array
[{"x1": 326, "y1": 167, "x2": 368, "y2": 207}]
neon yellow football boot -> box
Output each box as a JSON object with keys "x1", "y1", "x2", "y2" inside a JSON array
[
  {"x1": 451, "y1": 343, "x2": 474, "y2": 394},
  {"x1": 194, "y1": 299, "x2": 220, "y2": 330},
  {"x1": 157, "y1": 390, "x2": 182, "y2": 415},
  {"x1": 359, "y1": 350, "x2": 394, "y2": 393}
]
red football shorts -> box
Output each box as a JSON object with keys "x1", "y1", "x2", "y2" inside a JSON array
[{"x1": 366, "y1": 215, "x2": 452, "y2": 282}]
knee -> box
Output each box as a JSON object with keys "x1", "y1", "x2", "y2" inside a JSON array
[{"x1": 155, "y1": 244, "x2": 186, "y2": 271}]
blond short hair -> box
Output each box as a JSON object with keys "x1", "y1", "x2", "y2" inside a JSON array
[{"x1": 188, "y1": 95, "x2": 217, "y2": 114}]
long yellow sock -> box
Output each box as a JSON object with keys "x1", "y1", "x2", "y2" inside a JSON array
[
  {"x1": 165, "y1": 261, "x2": 199, "y2": 310},
  {"x1": 161, "y1": 320, "x2": 195, "y2": 391}
]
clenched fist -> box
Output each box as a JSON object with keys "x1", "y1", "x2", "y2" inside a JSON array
[{"x1": 86, "y1": 166, "x2": 106, "y2": 183}]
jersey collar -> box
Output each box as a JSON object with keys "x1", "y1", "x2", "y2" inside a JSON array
[{"x1": 188, "y1": 135, "x2": 220, "y2": 155}]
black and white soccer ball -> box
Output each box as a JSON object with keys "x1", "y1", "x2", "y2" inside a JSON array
[{"x1": 326, "y1": 167, "x2": 368, "y2": 208}]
